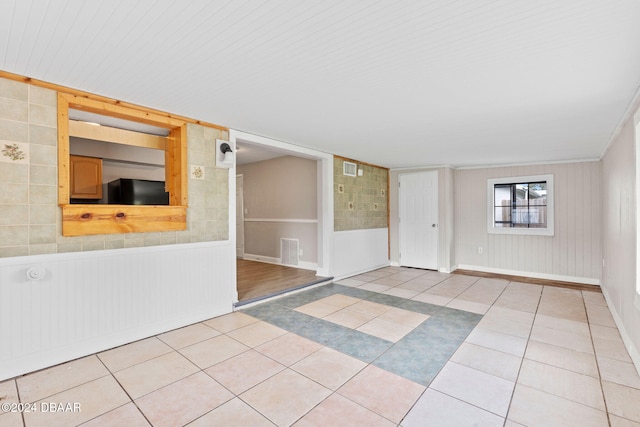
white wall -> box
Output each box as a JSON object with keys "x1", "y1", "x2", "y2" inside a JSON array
[
  {"x1": 237, "y1": 156, "x2": 318, "y2": 266},
  {"x1": 454, "y1": 161, "x2": 602, "y2": 284},
  {"x1": 332, "y1": 228, "x2": 389, "y2": 280},
  {"x1": 601, "y1": 107, "x2": 640, "y2": 370}
]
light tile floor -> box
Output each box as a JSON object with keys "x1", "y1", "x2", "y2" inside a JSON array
[{"x1": 2, "y1": 267, "x2": 640, "y2": 426}]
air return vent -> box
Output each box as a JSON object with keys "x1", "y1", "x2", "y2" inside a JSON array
[
  {"x1": 343, "y1": 161, "x2": 357, "y2": 177},
  {"x1": 280, "y1": 238, "x2": 299, "y2": 266}
]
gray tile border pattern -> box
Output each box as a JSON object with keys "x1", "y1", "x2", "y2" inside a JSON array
[{"x1": 240, "y1": 283, "x2": 482, "y2": 386}]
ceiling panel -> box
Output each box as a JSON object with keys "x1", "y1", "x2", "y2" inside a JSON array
[{"x1": 1, "y1": 0, "x2": 639, "y2": 168}]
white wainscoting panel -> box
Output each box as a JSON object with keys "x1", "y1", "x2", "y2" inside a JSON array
[
  {"x1": 455, "y1": 161, "x2": 602, "y2": 282},
  {"x1": 332, "y1": 228, "x2": 389, "y2": 280},
  {"x1": 0, "y1": 241, "x2": 234, "y2": 380}
]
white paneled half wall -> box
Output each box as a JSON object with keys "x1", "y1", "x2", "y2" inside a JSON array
[
  {"x1": 0, "y1": 241, "x2": 234, "y2": 380},
  {"x1": 332, "y1": 228, "x2": 389, "y2": 280}
]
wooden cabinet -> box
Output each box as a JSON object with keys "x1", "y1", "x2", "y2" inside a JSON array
[{"x1": 70, "y1": 155, "x2": 103, "y2": 199}]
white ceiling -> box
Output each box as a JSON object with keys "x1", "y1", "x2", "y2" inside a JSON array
[
  {"x1": 2, "y1": 0, "x2": 639, "y2": 168},
  {"x1": 236, "y1": 140, "x2": 286, "y2": 166}
]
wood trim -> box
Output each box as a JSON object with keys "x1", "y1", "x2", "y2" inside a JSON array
[
  {"x1": 0, "y1": 70, "x2": 228, "y2": 132},
  {"x1": 166, "y1": 125, "x2": 188, "y2": 206},
  {"x1": 59, "y1": 94, "x2": 189, "y2": 234},
  {"x1": 387, "y1": 171, "x2": 390, "y2": 259},
  {"x1": 69, "y1": 120, "x2": 167, "y2": 150},
  {"x1": 178, "y1": 125, "x2": 188, "y2": 206},
  {"x1": 61, "y1": 205, "x2": 187, "y2": 236},
  {"x1": 60, "y1": 93, "x2": 185, "y2": 129},
  {"x1": 58, "y1": 93, "x2": 71, "y2": 204},
  {"x1": 453, "y1": 269, "x2": 602, "y2": 293}
]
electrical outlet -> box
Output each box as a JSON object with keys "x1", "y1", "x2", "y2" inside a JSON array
[{"x1": 478, "y1": 247, "x2": 484, "y2": 254}]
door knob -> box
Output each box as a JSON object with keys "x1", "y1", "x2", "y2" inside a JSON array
[{"x1": 432, "y1": 224, "x2": 437, "y2": 228}]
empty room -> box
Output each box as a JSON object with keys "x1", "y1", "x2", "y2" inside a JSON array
[{"x1": 1, "y1": 1, "x2": 639, "y2": 426}]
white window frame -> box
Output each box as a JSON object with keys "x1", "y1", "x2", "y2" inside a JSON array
[{"x1": 487, "y1": 174, "x2": 554, "y2": 236}]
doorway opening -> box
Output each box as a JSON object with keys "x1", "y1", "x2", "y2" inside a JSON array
[{"x1": 229, "y1": 131, "x2": 334, "y2": 305}]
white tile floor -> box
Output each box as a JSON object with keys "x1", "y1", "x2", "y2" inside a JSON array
[{"x1": 1, "y1": 268, "x2": 639, "y2": 426}]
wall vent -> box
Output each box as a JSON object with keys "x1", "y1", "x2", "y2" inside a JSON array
[
  {"x1": 280, "y1": 238, "x2": 300, "y2": 266},
  {"x1": 343, "y1": 161, "x2": 357, "y2": 177}
]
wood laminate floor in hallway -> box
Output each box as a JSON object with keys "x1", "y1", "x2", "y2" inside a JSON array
[{"x1": 236, "y1": 258, "x2": 329, "y2": 302}]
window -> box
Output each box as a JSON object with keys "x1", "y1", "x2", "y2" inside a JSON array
[
  {"x1": 58, "y1": 93, "x2": 188, "y2": 236},
  {"x1": 487, "y1": 174, "x2": 554, "y2": 236}
]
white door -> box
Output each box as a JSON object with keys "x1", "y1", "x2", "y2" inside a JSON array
[
  {"x1": 236, "y1": 175, "x2": 244, "y2": 257},
  {"x1": 399, "y1": 171, "x2": 438, "y2": 269}
]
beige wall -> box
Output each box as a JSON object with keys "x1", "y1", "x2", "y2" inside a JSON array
[
  {"x1": 334, "y1": 157, "x2": 388, "y2": 231},
  {"x1": 601, "y1": 107, "x2": 640, "y2": 366},
  {"x1": 237, "y1": 155, "x2": 318, "y2": 262},
  {"x1": 389, "y1": 167, "x2": 455, "y2": 271},
  {"x1": 0, "y1": 77, "x2": 229, "y2": 257},
  {"x1": 454, "y1": 161, "x2": 602, "y2": 281}
]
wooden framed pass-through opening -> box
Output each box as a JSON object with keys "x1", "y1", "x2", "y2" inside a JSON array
[{"x1": 58, "y1": 93, "x2": 188, "y2": 236}]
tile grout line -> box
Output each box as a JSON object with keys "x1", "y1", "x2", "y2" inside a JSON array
[
  {"x1": 583, "y1": 290, "x2": 613, "y2": 427},
  {"x1": 91, "y1": 354, "x2": 155, "y2": 427},
  {"x1": 502, "y1": 282, "x2": 543, "y2": 425},
  {"x1": 427, "y1": 278, "x2": 536, "y2": 425},
  {"x1": 15, "y1": 377, "x2": 26, "y2": 427}
]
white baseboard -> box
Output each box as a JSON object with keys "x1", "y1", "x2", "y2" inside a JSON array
[
  {"x1": 242, "y1": 253, "x2": 280, "y2": 264},
  {"x1": 601, "y1": 287, "x2": 640, "y2": 376},
  {"x1": 242, "y1": 253, "x2": 318, "y2": 271},
  {"x1": 334, "y1": 263, "x2": 391, "y2": 282},
  {"x1": 391, "y1": 261, "x2": 453, "y2": 273},
  {"x1": 454, "y1": 264, "x2": 600, "y2": 286}
]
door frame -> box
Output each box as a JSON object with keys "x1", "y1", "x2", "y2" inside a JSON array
[
  {"x1": 227, "y1": 130, "x2": 334, "y2": 303},
  {"x1": 235, "y1": 174, "x2": 245, "y2": 258},
  {"x1": 398, "y1": 170, "x2": 439, "y2": 270}
]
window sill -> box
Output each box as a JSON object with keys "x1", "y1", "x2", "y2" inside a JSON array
[
  {"x1": 61, "y1": 204, "x2": 187, "y2": 236},
  {"x1": 488, "y1": 227, "x2": 554, "y2": 237}
]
